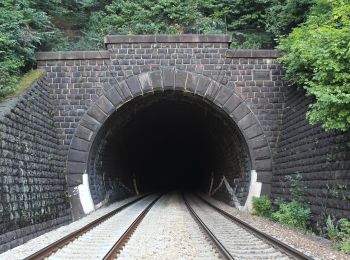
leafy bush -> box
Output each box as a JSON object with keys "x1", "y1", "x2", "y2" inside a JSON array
[
  {"x1": 326, "y1": 216, "x2": 350, "y2": 254},
  {"x1": 0, "y1": 0, "x2": 60, "y2": 98},
  {"x1": 272, "y1": 200, "x2": 311, "y2": 230},
  {"x1": 252, "y1": 196, "x2": 272, "y2": 217},
  {"x1": 278, "y1": 0, "x2": 350, "y2": 131}
]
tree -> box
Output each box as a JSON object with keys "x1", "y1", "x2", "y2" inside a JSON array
[
  {"x1": 278, "y1": 0, "x2": 350, "y2": 131},
  {"x1": 0, "y1": 0, "x2": 59, "y2": 97}
]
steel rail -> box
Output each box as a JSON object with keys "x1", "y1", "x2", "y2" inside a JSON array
[
  {"x1": 103, "y1": 193, "x2": 163, "y2": 260},
  {"x1": 182, "y1": 193, "x2": 234, "y2": 260},
  {"x1": 25, "y1": 193, "x2": 151, "y2": 260},
  {"x1": 195, "y1": 194, "x2": 314, "y2": 260}
]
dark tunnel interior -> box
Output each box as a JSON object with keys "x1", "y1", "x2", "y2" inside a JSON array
[{"x1": 88, "y1": 92, "x2": 251, "y2": 206}]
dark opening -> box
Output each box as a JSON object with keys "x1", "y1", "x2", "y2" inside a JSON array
[{"x1": 88, "y1": 92, "x2": 251, "y2": 205}]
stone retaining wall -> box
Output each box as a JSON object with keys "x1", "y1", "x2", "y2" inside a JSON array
[
  {"x1": 0, "y1": 77, "x2": 71, "y2": 253},
  {"x1": 273, "y1": 86, "x2": 350, "y2": 228}
]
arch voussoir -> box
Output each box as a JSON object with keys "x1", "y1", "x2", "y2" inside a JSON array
[{"x1": 66, "y1": 69, "x2": 274, "y2": 217}]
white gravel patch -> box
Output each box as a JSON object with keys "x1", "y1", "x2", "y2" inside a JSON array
[
  {"x1": 0, "y1": 195, "x2": 143, "y2": 260},
  {"x1": 118, "y1": 192, "x2": 222, "y2": 260},
  {"x1": 199, "y1": 193, "x2": 350, "y2": 260}
]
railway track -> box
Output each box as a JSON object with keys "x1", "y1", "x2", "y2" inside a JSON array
[
  {"x1": 25, "y1": 193, "x2": 162, "y2": 260},
  {"x1": 24, "y1": 192, "x2": 314, "y2": 260},
  {"x1": 183, "y1": 193, "x2": 313, "y2": 260}
]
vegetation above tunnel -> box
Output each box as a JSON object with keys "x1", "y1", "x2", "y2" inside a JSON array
[{"x1": 0, "y1": 0, "x2": 349, "y2": 131}]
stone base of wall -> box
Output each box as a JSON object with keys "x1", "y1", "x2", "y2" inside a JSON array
[{"x1": 0, "y1": 214, "x2": 71, "y2": 253}]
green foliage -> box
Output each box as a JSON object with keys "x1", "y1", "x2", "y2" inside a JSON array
[
  {"x1": 284, "y1": 173, "x2": 304, "y2": 201},
  {"x1": 326, "y1": 216, "x2": 350, "y2": 254},
  {"x1": 326, "y1": 215, "x2": 339, "y2": 243},
  {"x1": 272, "y1": 200, "x2": 311, "y2": 230},
  {"x1": 0, "y1": 0, "x2": 60, "y2": 98},
  {"x1": 252, "y1": 196, "x2": 272, "y2": 217},
  {"x1": 278, "y1": 0, "x2": 350, "y2": 131}
]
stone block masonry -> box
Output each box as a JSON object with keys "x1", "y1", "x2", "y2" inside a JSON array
[
  {"x1": 0, "y1": 34, "x2": 347, "y2": 253},
  {"x1": 273, "y1": 86, "x2": 350, "y2": 228},
  {"x1": 0, "y1": 77, "x2": 71, "y2": 253}
]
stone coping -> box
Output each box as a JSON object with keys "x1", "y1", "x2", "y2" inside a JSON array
[
  {"x1": 104, "y1": 34, "x2": 232, "y2": 44},
  {"x1": 36, "y1": 51, "x2": 110, "y2": 60},
  {"x1": 226, "y1": 49, "x2": 280, "y2": 58}
]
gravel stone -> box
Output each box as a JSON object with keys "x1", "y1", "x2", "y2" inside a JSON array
[{"x1": 117, "y1": 192, "x2": 222, "y2": 260}]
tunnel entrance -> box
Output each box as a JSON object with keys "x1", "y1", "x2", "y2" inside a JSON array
[{"x1": 88, "y1": 92, "x2": 252, "y2": 207}]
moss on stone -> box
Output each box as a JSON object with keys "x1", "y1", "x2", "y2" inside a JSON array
[{"x1": 4, "y1": 69, "x2": 45, "y2": 99}]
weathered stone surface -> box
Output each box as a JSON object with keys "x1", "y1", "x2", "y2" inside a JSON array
[
  {"x1": 87, "y1": 105, "x2": 107, "y2": 123},
  {"x1": 149, "y1": 71, "x2": 163, "y2": 92},
  {"x1": 138, "y1": 73, "x2": 153, "y2": 93},
  {"x1": 126, "y1": 76, "x2": 142, "y2": 96},
  {"x1": 81, "y1": 115, "x2": 101, "y2": 131},
  {"x1": 0, "y1": 77, "x2": 70, "y2": 252},
  {"x1": 75, "y1": 125, "x2": 94, "y2": 141},
  {"x1": 105, "y1": 87, "x2": 123, "y2": 107},
  {"x1": 162, "y1": 68, "x2": 175, "y2": 91},
  {"x1": 204, "y1": 81, "x2": 221, "y2": 101},
  {"x1": 214, "y1": 87, "x2": 235, "y2": 107},
  {"x1": 222, "y1": 94, "x2": 242, "y2": 114},
  {"x1": 186, "y1": 73, "x2": 199, "y2": 92},
  {"x1": 195, "y1": 76, "x2": 211, "y2": 96},
  {"x1": 68, "y1": 149, "x2": 88, "y2": 163},
  {"x1": 96, "y1": 96, "x2": 114, "y2": 115},
  {"x1": 117, "y1": 81, "x2": 133, "y2": 100},
  {"x1": 174, "y1": 70, "x2": 187, "y2": 91},
  {"x1": 231, "y1": 103, "x2": 251, "y2": 122}
]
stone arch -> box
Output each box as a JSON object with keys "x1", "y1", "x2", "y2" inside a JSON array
[{"x1": 67, "y1": 69, "x2": 272, "y2": 219}]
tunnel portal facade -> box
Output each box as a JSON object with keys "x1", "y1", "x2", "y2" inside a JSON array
[
  {"x1": 67, "y1": 70, "x2": 272, "y2": 217},
  {"x1": 1, "y1": 34, "x2": 349, "y2": 252},
  {"x1": 36, "y1": 35, "x2": 281, "y2": 219}
]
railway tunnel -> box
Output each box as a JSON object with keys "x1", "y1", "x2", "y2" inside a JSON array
[{"x1": 87, "y1": 91, "x2": 252, "y2": 209}]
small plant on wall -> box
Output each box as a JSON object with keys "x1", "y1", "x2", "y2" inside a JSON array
[{"x1": 326, "y1": 216, "x2": 350, "y2": 254}]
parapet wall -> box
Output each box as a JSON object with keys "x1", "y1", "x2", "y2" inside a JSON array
[{"x1": 0, "y1": 77, "x2": 71, "y2": 253}]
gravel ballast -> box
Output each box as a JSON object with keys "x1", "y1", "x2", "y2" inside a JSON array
[
  {"x1": 200, "y1": 193, "x2": 350, "y2": 260},
  {"x1": 0, "y1": 195, "x2": 142, "y2": 260}
]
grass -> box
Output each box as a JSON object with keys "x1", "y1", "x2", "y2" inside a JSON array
[{"x1": 4, "y1": 69, "x2": 45, "y2": 99}]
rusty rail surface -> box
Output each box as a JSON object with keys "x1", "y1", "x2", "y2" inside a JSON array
[{"x1": 25, "y1": 194, "x2": 151, "y2": 260}]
